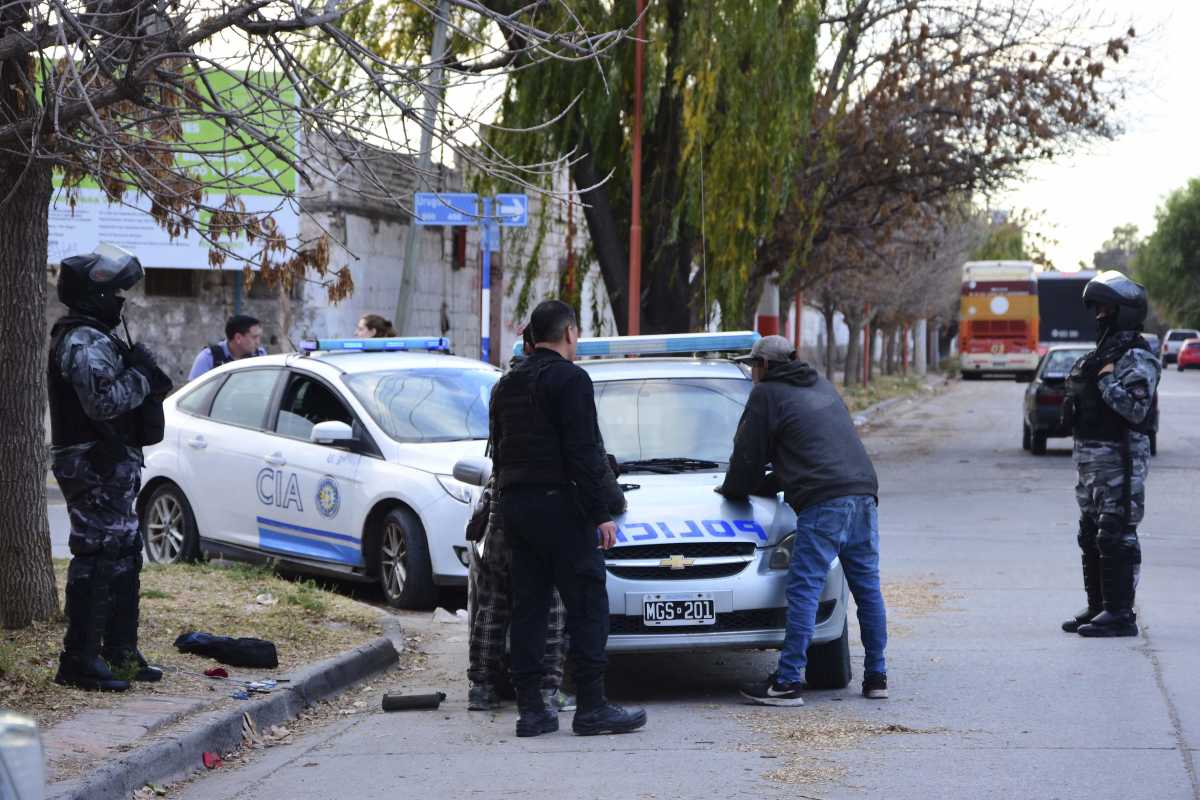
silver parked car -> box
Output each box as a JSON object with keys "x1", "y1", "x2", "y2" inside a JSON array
[{"x1": 457, "y1": 333, "x2": 852, "y2": 689}]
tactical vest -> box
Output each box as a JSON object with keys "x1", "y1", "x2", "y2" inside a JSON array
[
  {"x1": 48, "y1": 317, "x2": 147, "y2": 451},
  {"x1": 1066, "y1": 339, "x2": 1155, "y2": 442},
  {"x1": 492, "y1": 354, "x2": 567, "y2": 489}
]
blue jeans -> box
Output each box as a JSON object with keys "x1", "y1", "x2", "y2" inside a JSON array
[{"x1": 776, "y1": 495, "x2": 888, "y2": 683}]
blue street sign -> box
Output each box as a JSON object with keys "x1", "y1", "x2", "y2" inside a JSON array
[
  {"x1": 482, "y1": 220, "x2": 500, "y2": 253},
  {"x1": 413, "y1": 192, "x2": 479, "y2": 226},
  {"x1": 494, "y1": 193, "x2": 529, "y2": 227}
]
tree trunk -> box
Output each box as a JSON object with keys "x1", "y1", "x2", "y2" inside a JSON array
[
  {"x1": 572, "y1": 140, "x2": 629, "y2": 334},
  {"x1": 883, "y1": 325, "x2": 897, "y2": 375},
  {"x1": 822, "y1": 302, "x2": 837, "y2": 381},
  {"x1": 842, "y1": 306, "x2": 863, "y2": 387},
  {"x1": 0, "y1": 155, "x2": 58, "y2": 628}
]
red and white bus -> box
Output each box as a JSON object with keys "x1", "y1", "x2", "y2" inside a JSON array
[{"x1": 959, "y1": 261, "x2": 1040, "y2": 381}]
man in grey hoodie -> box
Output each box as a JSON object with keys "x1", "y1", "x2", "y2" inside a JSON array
[{"x1": 716, "y1": 335, "x2": 888, "y2": 706}]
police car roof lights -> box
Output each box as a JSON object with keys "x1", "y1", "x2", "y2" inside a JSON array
[
  {"x1": 512, "y1": 331, "x2": 760, "y2": 359},
  {"x1": 300, "y1": 337, "x2": 451, "y2": 354}
]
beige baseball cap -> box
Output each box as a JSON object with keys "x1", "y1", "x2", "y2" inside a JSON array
[{"x1": 733, "y1": 334, "x2": 795, "y2": 364}]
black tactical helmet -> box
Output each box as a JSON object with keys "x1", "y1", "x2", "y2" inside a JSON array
[
  {"x1": 1082, "y1": 270, "x2": 1147, "y2": 334},
  {"x1": 57, "y1": 243, "x2": 144, "y2": 326}
]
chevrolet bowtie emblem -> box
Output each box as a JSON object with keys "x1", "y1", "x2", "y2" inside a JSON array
[{"x1": 659, "y1": 555, "x2": 695, "y2": 570}]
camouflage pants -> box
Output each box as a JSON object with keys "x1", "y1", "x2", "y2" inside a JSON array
[
  {"x1": 467, "y1": 501, "x2": 567, "y2": 691},
  {"x1": 1073, "y1": 434, "x2": 1150, "y2": 526},
  {"x1": 1073, "y1": 434, "x2": 1148, "y2": 565},
  {"x1": 53, "y1": 445, "x2": 145, "y2": 659}
]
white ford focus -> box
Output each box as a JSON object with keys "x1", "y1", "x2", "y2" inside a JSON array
[{"x1": 137, "y1": 337, "x2": 495, "y2": 609}]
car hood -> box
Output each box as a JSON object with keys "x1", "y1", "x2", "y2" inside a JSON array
[
  {"x1": 390, "y1": 439, "x2": 488, "y2": 475},
  {"x1": 613, "y1": 472, "x2": 795, "y2": 549}
]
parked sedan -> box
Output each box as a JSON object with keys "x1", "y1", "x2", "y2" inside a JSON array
[
  {"x1": 1178, "y1": 338, "x2": 1200, "y2": 371},
  {"x1": 1161, "y1": 328, "x2": 1200, "y2": 364},
  {"x1": 1023, "y1": 345, "x2": 1091, "y2": 454},
  {"x1": 139, "y1": 338, "x2": 497, "y2": 609}
]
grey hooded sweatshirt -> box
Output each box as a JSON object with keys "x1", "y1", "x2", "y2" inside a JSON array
[{"x1": 718, "y1": 359, "x2": 878, "y2": 513}]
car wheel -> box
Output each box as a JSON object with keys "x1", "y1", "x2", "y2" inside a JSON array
[
  {"x1": 1031, "y1": 431, "x2": 1047, "y2": 456},
  {"x1": 805, "y1": 620, "x2": 852, "y2": 690},
  {"x1": 1178, "y1": 364, "x2": 1185, "y2": 372},
  {"x1": 376, "y1": 507, "x2": 437, "y2": 610},
  {"x1": 1022, "y1": 423, "x2": 1031, "y2": 451},
  {"x1": 141, "y1": 483, "x2": 201, "y2": 564}
]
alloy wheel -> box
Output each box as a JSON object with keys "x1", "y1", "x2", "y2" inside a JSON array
[
  {"x1": 146, "y1": 493, "x2": 185, "y2": 563},
  {"x1": 380, "y1": 520, "x2": 409, "y2": 600}
]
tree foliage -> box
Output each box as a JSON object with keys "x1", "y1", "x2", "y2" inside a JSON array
[{"x1": 1134, "y1": 179, "x2": 1200, "y2": 328}]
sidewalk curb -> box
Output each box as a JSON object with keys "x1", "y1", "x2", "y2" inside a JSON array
[
  {"x1": 46, "y1": 616, "x2": 402, "y2": 800},
  {"x1": 853, "y1": 374, "x2": 950, "y2": 428}
]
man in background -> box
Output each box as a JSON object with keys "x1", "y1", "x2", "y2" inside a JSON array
[{"x1": 187, "y1": 314, "x2": 266, "y2": 380}]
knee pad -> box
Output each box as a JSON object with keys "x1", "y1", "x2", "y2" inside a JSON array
[
  {"x1": 1096, "y1": 514, "x2": 1140, "y2": 564},
  {"x1": 1077, "y1": 516, "x2": 1099, "y2": 554}
]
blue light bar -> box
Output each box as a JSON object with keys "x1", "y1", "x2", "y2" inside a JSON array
[
  {"x1": 301, "y1": 337, "x2": 450, "y2": 353},
  {"x1": 512, "y1": 331, "x2": 759, "y2": 359}
]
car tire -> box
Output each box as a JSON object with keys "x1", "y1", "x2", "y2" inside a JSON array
[
  {"x1": 1031, "y1": 431, "x2": 1047, "y2": 456},
  {"x1": 141, "y1": 483, "x2": 201, "y2": 564},
  {"x1": 1178, "y1": 364, "x2": 1185, "y2": 372},
  {"x1": 805, "y1": 620, "x2": 852, "y2": 690},
  {"x1": 1022, "y1": 423, "x2": 1031, "y2": 451},
  {"x1": 375, "y1": 507, "x2": 437, "y2": 610}
]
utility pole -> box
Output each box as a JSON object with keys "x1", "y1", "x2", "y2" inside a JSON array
[
  {"x1": 628, "y1": 0, "x2": 646, "y2": 336},
  {"x1": 394, "y1": 0, "x2": 451, "y2": 335}
]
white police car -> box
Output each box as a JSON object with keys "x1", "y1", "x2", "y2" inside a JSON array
[
  {"x1": 138, "y1": 337, "x2": 495, "y2": 609},
  {"x1": 456, "y1": 333, "x2": 852, "y2": 689}
]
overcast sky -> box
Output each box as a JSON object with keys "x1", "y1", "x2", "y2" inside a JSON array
[{"x1": 1002, "y1": 1, "x2": 1199, "y2": 271}]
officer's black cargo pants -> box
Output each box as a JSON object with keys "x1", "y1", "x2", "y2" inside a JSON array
[{"x1": 501, "y1": 484, "x2": 609, "y2": 709}]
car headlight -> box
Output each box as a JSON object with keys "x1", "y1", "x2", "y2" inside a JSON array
[
  {"x1": 436, "y1": 475, "x2": 474, "y2": 504},
  {"x1": 769, "y1": 533, "x2": 796, "y2": 570}
]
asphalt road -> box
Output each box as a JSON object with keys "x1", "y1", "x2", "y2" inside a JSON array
[{"x1": 65, "y1": 369, "x2": 1200, "y2": 799}]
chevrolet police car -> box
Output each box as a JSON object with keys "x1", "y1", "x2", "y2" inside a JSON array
[
  {"x1": 455, "y1": 332, "x2": 852, "y2": 689},
  {"x1": 138, "y1": 337, "x2": 495, "y2": 609}
]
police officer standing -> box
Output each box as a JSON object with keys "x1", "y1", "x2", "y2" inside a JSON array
[
  {"x1": 490, "y1": 300, "x2": 646, "y2": 737},
  {"x1": 49, "y1": 244, "x2": 173, "y2": 691},
  {"x1": 1062, "y1": 271, "x2": 1160, "y2": 638}
]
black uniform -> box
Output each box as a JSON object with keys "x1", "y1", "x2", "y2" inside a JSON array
[
  {"x1": 491, "y1": 349, "x2": 614, "y2": 706},
  {"x1": 50, "y1": 247, "x2": 172, "y2": 691}
]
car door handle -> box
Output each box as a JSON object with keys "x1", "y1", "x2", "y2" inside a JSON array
[
  {"x1": 265, "y1": 453, "x2": 287, "y2": 467},
  {"x1": 186, "y1": 436, "x2": 206, "y2": 450}
]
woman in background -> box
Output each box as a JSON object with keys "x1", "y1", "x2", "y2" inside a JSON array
[{"x1": 356, "y1": 314, "x2": 397, "y2": 338}]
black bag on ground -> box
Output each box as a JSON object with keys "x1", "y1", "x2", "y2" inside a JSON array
[{"x1": 174, "y1": 631, "x2": 279, "y2": 668}]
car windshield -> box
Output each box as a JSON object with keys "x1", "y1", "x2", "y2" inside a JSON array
[
  {"x1": 1042, "y1": 350, "x2": 1089, "y2": 375},
  {"x1": 343, "y1": 368, "x2": 498, "y2": 443},
  {"x1": 593, "y1": 378, "x2": 751, "y2": 468},
  {"x1": 1168, "y1": 331, "x2": 1199, "y2": 341}
]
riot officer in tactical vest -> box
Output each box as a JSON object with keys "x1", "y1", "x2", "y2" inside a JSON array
[
  {"x1": 1061, "y1": 271, "x2": 1160, "y2": 638},
  {"x1": 490, "y1": 300, "x2": 646, "y2": 738},
  {"x1": 49, "y1": 244, "x2": 173, "y2": 691}
]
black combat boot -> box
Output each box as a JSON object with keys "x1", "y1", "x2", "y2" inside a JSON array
[
  {"x1": 55, "y1": 565, "x2": 129, "y2": 692},
  {"x1": 1062, "y1": 552, "x2": 1103, "y2": 633},
  {"x1": 571, "y1": 677, "x2": 646, "y2": 736},
  {"x1": 1077, "y1": 559, "x2": 1139, "y2": 638},
  {"x1": 515, "y1": 685, "x2": 558, "y2": 738},
  {"x1": 102, "y1": 553, "x2": 162, "y2": 682}
]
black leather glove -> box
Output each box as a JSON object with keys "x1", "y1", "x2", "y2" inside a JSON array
[{"x1": 127, "y1": 343, "x2": 173, "y2": 397}]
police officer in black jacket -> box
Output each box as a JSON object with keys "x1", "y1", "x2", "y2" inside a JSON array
[{"x1": 490, "y1": 300, "x2": 646, "y2": 738}]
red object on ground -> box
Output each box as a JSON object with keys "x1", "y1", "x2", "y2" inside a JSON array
[
  {"x1": 203, "y1": 752, "x2": 223, "y2": 769},
  {"x1": 204, "y1": 667, "x2": 230, "y2": 678}
]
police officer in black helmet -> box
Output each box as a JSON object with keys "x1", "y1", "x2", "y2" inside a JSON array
[
  {"x1": 1061, "y1": 271, "x2": 1160, "y2": 638},
  {"x1": 50, "y1": 243, "x2": 173, "y2": 691},
  {"x1": 490, "y1": 300, "x2": 646, "y2": 738}
]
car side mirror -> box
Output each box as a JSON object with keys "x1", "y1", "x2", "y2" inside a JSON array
[
  {"x1": 453, "y1": 456, "x2": 493, "y2": 487},
  {"x1": 311, "y1": 420, "x2": 355, "y2": 446}
]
